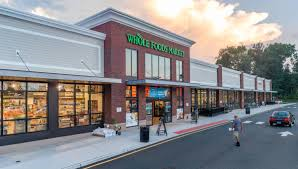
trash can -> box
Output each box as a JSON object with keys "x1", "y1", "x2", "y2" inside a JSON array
[
  {"x1": 140, "y1": 126, "x2": 150, "y2": 142},
  {"x1": 245, "y1": 106, "x2": 250, "y2": 114}
]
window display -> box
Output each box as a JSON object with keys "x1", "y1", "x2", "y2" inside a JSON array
[
  {"x1": 1, "y1": 81, "x2": 48, "y2": 135},
  {"x1": 126, "y1": 86, "x2": 138, "y2": 127},
  {"x1": 58, "y1": 84, "x2": 75, "y2": 128},
  {"x1": 76, "y1": 85, "x2": 89, "y2": 126},
  {"x1": 59, "y1": 84, "x2": 103, "y2": 128},
  {"x1": 91, "y1": 88, "x2": 103, "y2": 125}
]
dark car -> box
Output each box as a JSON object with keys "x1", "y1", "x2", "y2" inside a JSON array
[{"x1": 269, "y1": 111, "x2": 295, "y2": 127}]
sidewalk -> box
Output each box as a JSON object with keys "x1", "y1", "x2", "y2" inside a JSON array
[{"x1": 0, "y1": 103, "x2": 293, "y2": 169}]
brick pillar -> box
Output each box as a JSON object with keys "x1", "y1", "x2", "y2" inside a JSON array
[
  {"x1": 263, "y1": 79, "x2": 266, "y2": 103},
  {"x1": 217, "y1": 65, "x2": 223, "y2": 108},
  {"x1": 104, "y1": 83, "x2": 126, "y2": 127},
  {"x1": 217, "y1": 65, "x2": 223, "y2": 87},
  {"x1": 172, "y1": 87, "x2": 178, "y2": 121},
  {"x1": 240, "y1": 91, "x2": 244, "y2": 109},
  {"x1": 255, "y1": 92, "x2": 259, "y2": 104},
  {"x1": 138, "y1": 86, "x2": 146, "y2": 126},
  {"x1": 240, "y1": 72, "x2": 244, "y2": 108}
]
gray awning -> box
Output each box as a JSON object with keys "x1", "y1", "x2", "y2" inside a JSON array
[
  {"x1": 127, "y1": 79, "x2": 194, "y2": 87},
  {"x1": 0, "y1": 69, "x2": 122, "y2": 83}
]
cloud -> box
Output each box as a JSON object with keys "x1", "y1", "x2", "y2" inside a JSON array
[
  {"x1": 31, "y1": 7, "x2": 56, "y2": 19},
  {"x1": 0, "y1": 0, "x2": 282, "y2": 63}
]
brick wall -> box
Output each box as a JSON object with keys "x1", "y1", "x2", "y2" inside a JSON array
[{"x1": 92, "y1": 21, "x2": 191, "y2": 124}]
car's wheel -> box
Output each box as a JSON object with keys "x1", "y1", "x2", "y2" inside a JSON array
[
  {"x1": 289, "y1": 123, "x2": 292, "y2": 127},
  {"x1": 270, "y1": 123, "x2": 273, "y2": 126}
]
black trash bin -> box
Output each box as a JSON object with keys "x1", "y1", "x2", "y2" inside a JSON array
[
  {"x1": 140, "y1": 126, "x2": 150, "y2": 142},
  {"x1": 245, "y1": 106, "x2": 250, "y2": 114}
]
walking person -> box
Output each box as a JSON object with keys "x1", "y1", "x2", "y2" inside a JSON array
[{"x1": 232, "y1": 115, "x2": 243, "y2": 147}]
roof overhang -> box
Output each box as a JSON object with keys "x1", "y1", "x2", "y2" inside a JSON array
[
  {"x1": 77, "y1": 8, "x2": 195, "y2": 47},
  {"x1": 127, "y1": 79, "x2": 193, "y2": 87},
  {"x1": 0, "y1": 69, "x2": 121, "y2": 84}
]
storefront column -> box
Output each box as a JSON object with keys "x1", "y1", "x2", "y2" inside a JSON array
[
  {"x1": 255, "y1": 92, "x2": 259, "y2": 104},
  {"x1": 104, "y1": 84, "x2": 126, "y2": 128},
  {"x1": 240, "y1": 91, "x2": 244, "y2": 109},
  {"x1": 138, "y1": 85, "x2": 146, "y2": 126},
  {"x1": 183, "y1": 87, "x2": 191, "y2": 120},
  {"x1": 171, "y1": 87, "x2": 177, "y2": 122},
  {"x1": 48, "y1": 81, "x2": 59, "y2": 132}
]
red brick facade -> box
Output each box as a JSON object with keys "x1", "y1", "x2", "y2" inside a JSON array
[{"x1": 92, "y1": 21, "x2": 191, "y2": 125}]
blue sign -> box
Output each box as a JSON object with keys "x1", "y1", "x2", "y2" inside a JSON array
[{"x1": 149, "y1": 87, "x2": 169, "y2": 98}]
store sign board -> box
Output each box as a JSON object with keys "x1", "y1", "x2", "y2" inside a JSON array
[
  {"x1": 147, "y1": 87, "x2": 170, "y2": 98},
  {"x1": 127, "y1": 33, "x2": 185, "y2": 57}
]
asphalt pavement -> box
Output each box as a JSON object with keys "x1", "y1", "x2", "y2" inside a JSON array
[{"x1": 85, "y1": 104, "x2": 298, "y2": 169}]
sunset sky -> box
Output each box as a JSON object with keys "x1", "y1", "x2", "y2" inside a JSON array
[{"x1": 0, "y1": 0, "x2": 297, "y2": 63}]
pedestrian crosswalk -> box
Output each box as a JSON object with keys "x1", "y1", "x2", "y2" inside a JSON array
[{"x1": 242, "y1": 120, "x2": 265, "y2": 125}]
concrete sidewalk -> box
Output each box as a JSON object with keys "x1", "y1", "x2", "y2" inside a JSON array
[{"x1": 0, "y1": 103, "x2": 293, "y2": 169}]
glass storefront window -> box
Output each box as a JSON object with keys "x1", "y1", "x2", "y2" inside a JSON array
[
  {"x1": 27, "y1": 92, "x2": 47, "y2": 118},
  {"x1": 76, "y1": 85, "x2": 89, "y2": 126},
  {"x1": 91, "y1": 87, "x2": 103, "y2": 125},
  {"x1": 59, "y1": 84, "x2": 75, "y2": 128},
  {"x1": 126, "y1": 86, "x2": 138, "y2": 127},
  {"x1": 58, "y1": 84, "x2": 104, "y2": 128},
  {"x1": 3, "y1": 120, "x2": 25, "y2": 135},
  {"x1": 28, "y1": 118, "x2": 47, "y2": 132},
  {"x1": 1, "y1": 81, "x2": 48, "y2": 135},
  {"x1": 3, "y1": 91, "x2": 26, "y2": 120}
]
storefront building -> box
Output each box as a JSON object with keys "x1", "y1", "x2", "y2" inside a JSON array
[
  {"x1": 190, "y1": 59, "x2": 276, "y2": 115},
  {"x1": 77, "y1": 8, "x2": 195, "y2": 127},
  {"x1": 0, "y1": 6, "x2": 121, "y2": 145},
  {"x1": 0, "y1": 6, "x2": 275, "y2": 145}
]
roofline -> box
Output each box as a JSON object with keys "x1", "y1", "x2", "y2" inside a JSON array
[
  {"x1": 0, "y1": 5, "x2": 106, "y2": 40},
  {"x1": 222, "y1": 67, "x2": 241, "y2": 74},
  {"x1": 76, "y1": 8, "x2": 195, "y2": 47},
  {"x1": 190, "y1": 58, "x2": 219, "y2": 69}
]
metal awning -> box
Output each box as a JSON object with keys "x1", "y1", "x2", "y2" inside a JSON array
[
  {"x1": 127, "y1": 79, "x2": 194, "y2": 87},
  {"x1": 0, "y1": 69, "x2": 122, "y2": 83},
  {"x1": 191, "y1": 83, "x2": 242, "y2": 91}
]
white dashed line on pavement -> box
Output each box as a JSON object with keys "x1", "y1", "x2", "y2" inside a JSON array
[
  {"x1": 256, "y1": 122, "x2": 265, "y2": 125},
  {"x1": 243, "y1": 121, "x2": 253, "y2": 124}
]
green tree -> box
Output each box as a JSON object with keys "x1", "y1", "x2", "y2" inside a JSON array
[
  {"x1": 216, "y1": 43, "x2": 298, "y2": 99},
  {"x1": 216, "y1": 45, "x2": 253, "y2": 73}
]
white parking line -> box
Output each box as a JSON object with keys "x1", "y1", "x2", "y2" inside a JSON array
[
  {"x1": 256, "y1": 122, "x2": 265, "y2": 125},
  {"x1": 243, "y1": 120, "x2": 253, "y2": 124}
]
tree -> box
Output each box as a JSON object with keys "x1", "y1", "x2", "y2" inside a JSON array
[
  {"x1": 216, "y1": 43, "x2": 298, "y2": 99},
  {"x1": 216, "y1": 45, "x2": 253, "y2": 73}
]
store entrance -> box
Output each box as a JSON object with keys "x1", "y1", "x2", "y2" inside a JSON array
[{"x1": 152, "y1": 100, "x2": 172, "y2": 125}]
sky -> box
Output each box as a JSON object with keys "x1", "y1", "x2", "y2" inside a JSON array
[{"x1": 0, "y1": 0, "x2": 297, "y2": 63}]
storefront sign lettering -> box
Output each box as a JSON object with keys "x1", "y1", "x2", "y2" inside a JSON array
[{"x1": 126, "y1": 33, "x2": 185, "y2": 57}]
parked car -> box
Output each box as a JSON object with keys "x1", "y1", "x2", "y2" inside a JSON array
[{"x1": 269, "y1": 111, "x2": 295, "y2": 127}]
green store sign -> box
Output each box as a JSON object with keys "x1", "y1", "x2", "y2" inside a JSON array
[{"x1": 126, "y1": 33, "x2": 185, "y2": 57}]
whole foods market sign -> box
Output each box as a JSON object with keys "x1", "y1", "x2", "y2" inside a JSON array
[{"x1": 126, "y1": 33, "x2": 185, "y2": 57}]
